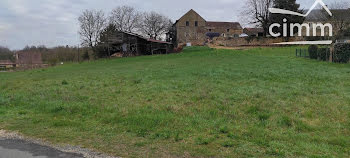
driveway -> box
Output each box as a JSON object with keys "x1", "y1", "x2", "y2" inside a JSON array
[{"x1": 0, "y1": 139, "x2": 84, "y2": 158}]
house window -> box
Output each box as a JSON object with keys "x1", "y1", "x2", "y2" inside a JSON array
[
  {"x1": 186, "y1": 21, "x2": 189, "y2": 26},
  {"x1": 233, "y1": 34, "x2": 239, "y2": 38},
  {"x1": 209, "y1": 29, "x2": 212, "y2": 32},
  {"x1": 195, "y1": 21, "x2": 198, "y2": 27},
  {"x1": 227, "y1": 29, "x2": 230, "y2": 32}
]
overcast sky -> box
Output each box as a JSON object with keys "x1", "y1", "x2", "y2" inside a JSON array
[{"x1": 0, "y1": 0, "x2": 343, "y2": 50}]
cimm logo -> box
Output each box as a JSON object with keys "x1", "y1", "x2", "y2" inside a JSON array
[{"x1": 268, "y1": 0, "x2": 333, "y2": 45}]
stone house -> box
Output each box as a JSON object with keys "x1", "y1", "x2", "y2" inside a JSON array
[
  {"x1": 168, "y1": 9, "x2": 243, "y2": 46},
  {"x1": 243, "y1": 28, "x2": 264, "y2": 37},
  {"x1": 302, "y1": 9, "x2": 350, "y2": 37}
]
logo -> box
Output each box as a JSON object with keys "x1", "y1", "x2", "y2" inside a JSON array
[{"x1": 268, "y1": 0, "x2": 333, "y2": 45}]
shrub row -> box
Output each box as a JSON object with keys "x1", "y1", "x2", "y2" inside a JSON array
[
  {"x1": 333, "y1": 43, "x2": 350, "y2": 63},
  {"x1": 308, "y1": 45, "x2": 331, "y2": 62},
  {"x1": 308, "y1": 45, "x2": 318, "y2": 59},
  {"x1": 318, "y1": 48, "x2": 330, "y2": 61}
]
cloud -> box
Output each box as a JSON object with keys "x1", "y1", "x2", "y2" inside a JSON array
[{"x1": 0, "y1": 0, "x2": 340, "y2": 50}]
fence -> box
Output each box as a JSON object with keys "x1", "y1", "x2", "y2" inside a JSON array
[
  {"x1": 295, "y1": 48, "x2": 309, "y2": 58},
  {"x1": 295, "y1": 47, "x2": 331, "y2": 61}
]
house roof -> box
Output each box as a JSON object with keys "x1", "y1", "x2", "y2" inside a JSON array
[
  {"x1": 174, "y1": 9, "x2": 206, "y2": 25},
  {"x1": 304, "y1": 9, "x2": 329, "y2": 22},
  {"x1": 304, "y1": 9, "x2": 350, "y2": 22},
  {"x1": 174, "y1": 9, "x2": 243, "y2": 29},
  {"x1": 0, "y1": 60, "x2": 15, "y2": 65},
  {"x1": 147, "y1": 38, "x2": 172, "y2": 44},
  {"x1": 244, "y1": 28, "x2": 264, "y2": 34},
  {"x1": 120, "y1": 31, "x2": 172, "y2": 44},
  {"x1": 206, "y1": 21, "x2": 242, "y2": 29}
]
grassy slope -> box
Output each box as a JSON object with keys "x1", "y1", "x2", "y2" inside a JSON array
[{"x1": 0, "y1": 47, "x2": 349, "y2": 157}]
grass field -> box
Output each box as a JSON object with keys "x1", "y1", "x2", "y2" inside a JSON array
[{"x1": 0, "y1": 47, "x2": 349, "y2": 157}]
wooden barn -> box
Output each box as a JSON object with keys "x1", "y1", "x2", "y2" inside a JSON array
[{"x1": 104, "y1": 31, "x2": 173, "y2": 57}]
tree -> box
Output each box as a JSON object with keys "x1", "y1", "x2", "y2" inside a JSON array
[
  {"x1": 270, "y1": 0, "x2": 304, "y2": 37},
  {"x1": 109, "y1": 6, "x2": 142, "y2": 33},
  {"x1": 82, "y1": 51, "x2": 90, "y2": 61},
  {"x1": 329, "y1": 1, "x2": 350, "y2": 34},
  {"x1": 140, "y1": 12, "x2": 173, "y2": 40},
  {"x1": 78, "y1": 10, "x2": 106, "y2": 50},
  {"x1": 0, "y1": 46, "x2": 14, "y2": 61},
  {"x1": 241, "y1": 0, "x2": 274, "y2": 36}
]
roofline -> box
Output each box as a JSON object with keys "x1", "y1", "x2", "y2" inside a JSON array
[
  {"x1": 206, "y1": 21, "x2": 240, "y2": 23},
  {"x1": 119, "y1": 31, "x2": 172, "y2": 44},
  {"x1": 175, "y1": 9, "x2": 206, "y2": 24}
]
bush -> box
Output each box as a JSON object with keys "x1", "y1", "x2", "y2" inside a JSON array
[
  {"x1": 308, "y1": 45, "x2": 318, "y2": 59},
  {"x1": 318, "y1": 48, "x2": 330, "y2": 61},
  {"x1": 61, "y1": 80, "x2": 68, "y2": 85},
  {"x1": 82, "y1": 51, "x2": 90, "y2": 60},
  {"x1": 333, "y1": 43, "x2": 350, "y2": 63}
]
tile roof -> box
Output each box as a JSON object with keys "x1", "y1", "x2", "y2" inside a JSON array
[
  {"x1": 120, "y1": 31, "x2": 172, "y2": 44},
  {"x1": 304, "y1": 9, "x2": 350, "y2": 22},
  {"x1": 244, "y1": 28, "x2": 264, "y2": 34},
  {"x1": 206, "y1": 21, "x2": 242, "y2": 29},
  {"x1": 0, "y1": 60, "x2": 15, "y2": 65}
]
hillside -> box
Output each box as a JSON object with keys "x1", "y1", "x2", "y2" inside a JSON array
[{"x1": 0, "y1": 47, "x2": 349, "y2": 157}]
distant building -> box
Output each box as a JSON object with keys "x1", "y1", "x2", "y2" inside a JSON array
[
  {"x1": 102, "y1": 31, "x2": 173, "y2": 57},
  {"x1": 303, "y1": 9, "x2": 350, "y2": 36},
  {"x1": 168, "y1": 9, "x2": 243, "y2": 46},
  {"x1": 15, "y1": 51, "x2": 43, "y2": 68},
  {"x1": 0, "y1": 60, "x2": 16, "y2": 69},
  {"x1": 243, "y1": 28, "x2": 264, "y2": 37}
]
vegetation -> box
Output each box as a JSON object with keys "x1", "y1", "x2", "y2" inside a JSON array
[
  {"x1": 334, "y1": 43, "x2": 350, "y2": 63},
  {"x1": 241, "y1": 0, "x2": 273, "y2": 36},
  {"x1": 317, "y1": 48, "x2": 330, "y2": 61},
  {"x1": 308, "y1": 45, "x2": 318, "y2": 59},
  {"x1": 0, "y1": 46, "x2": 14, "y2": 61},
  {"x1": 270, "y1": 0, "x2": 304, "y2": 37},
  {"x1": 19, "y1": 45, "x2": 92, "y2": 65},
  {"x1": 78, "y1": 6, "x2": 173, "y2": 57},
  {"x1": 0, "y1": 47, "x2": 349, "y2": 157}
]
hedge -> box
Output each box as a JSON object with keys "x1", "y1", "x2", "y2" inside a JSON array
[
  {"x1": 333, "y1": 43, "x2": 350, "y2": 63},
  {"x1": 318, "y1": 48, "x2": 330, "y2": 61},
  {"x1": 308, "y1": 45, "x2": 318, "y2": 59}
]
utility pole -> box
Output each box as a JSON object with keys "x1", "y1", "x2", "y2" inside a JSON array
[{"x1": 78, "y1": 44, "x2": 80, "y2": 62}]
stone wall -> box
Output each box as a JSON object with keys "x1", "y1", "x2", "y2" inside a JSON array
[
  {"x1": 212, "y1": 37, "x2": 303, "y2": 47},
  {"x1": 207, "y1": 28, "x2": 243, "y2": 37}
]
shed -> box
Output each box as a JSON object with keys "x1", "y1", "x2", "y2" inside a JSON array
[
  {"x1": 106, "y1": 31, "x2": 173, "y2": 57},
  {"x1": 0, "y1": 60, "x2": 16, "y2": 69}
]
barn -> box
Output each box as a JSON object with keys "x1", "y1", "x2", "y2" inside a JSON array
[{"x1": 104, "y1": 31, "x2": 173, "y2": 57}]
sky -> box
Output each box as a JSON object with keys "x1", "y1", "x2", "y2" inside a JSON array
[{"x1": 0, "y1": 0, "x2": 343, "y2": 50}]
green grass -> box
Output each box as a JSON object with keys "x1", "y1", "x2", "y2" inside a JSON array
[{"x1": 0, "y1": 46, "x2": 349, "y2": 157}]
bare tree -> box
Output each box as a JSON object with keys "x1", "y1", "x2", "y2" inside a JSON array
[
  {"x1": 140, "y1": 12, "x2": 173, "y2": 40},
  {"x1": 241, "y1": 0, "x2": 274, "y2": 36},
  {"x1": 78, "y1": 10, "x2": 106, "y2": 50},
  {"x1": 109, "y1": 6, "x2": 142, "y2": 33},
  {"x1": 329, "y1": 1, "x2": 350, "y2": 33}
]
